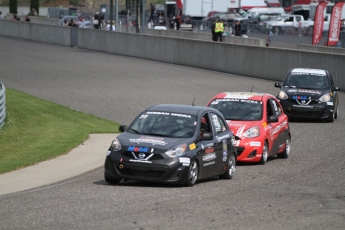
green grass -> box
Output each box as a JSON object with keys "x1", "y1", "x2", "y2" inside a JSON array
[{"x1": 0, "y1": 88, "x2": 119, "y2": 174}]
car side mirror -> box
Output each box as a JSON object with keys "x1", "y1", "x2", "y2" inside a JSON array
[
  {"x1": 268, "y1": 115, "x2": 278, "y2": 123},
  {"x1": 200, "y1": 132, "x2": 213, "y2": 140},
  {"x1": 119, "y1": 125, "x2": 127, "y2": 132},
  {"x1": 235, "y1": 135, "x2": 241, "y2": 140},
  {"x1": 333, "y1": 86, "x2": 340, "y2": 91},
  {"x1": 274, "y1": 82, "x2": 282, "y2": 88}
]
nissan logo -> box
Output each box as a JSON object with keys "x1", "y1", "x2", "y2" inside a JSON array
[{"x1": 138, "y1": 153, "x2": 146, "y2": 159}]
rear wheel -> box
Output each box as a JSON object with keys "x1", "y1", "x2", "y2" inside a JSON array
[
  {"x1": 185, "y1": 160, "x2": 198, "y2": 187},
  {"x1": 278, "y1": 135, "x2": 291, "y2": 159},
  {"x1": 219, "y1": 152, "x2": 236, "y2": 179},
  {"x1": 104, "y1": 174, "x2": 121, "y2": 185},
  {"x1": 259, "y1": 141, "x2": 268, "y2": 165}
]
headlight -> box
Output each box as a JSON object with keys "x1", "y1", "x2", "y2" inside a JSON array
[
  {"x1": 278, "y1": 90, "x2": 288, "y2": 100},
  {"x1": 319, "y1": 93, "x2": 331, "y2": 102},
  {"x1": 242, "y1": 126, "x2": 260, "y2": 138},
  {"x1": 165, "y1": 143, "x2": 187, "y2": 157},
  {"x1": 111, "y1": 137, "x2": 121, "y2": 151}
]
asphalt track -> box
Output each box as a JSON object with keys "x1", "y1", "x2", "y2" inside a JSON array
[{"x1": 0, "y1": 35, "x2": 345, "y2": 230}]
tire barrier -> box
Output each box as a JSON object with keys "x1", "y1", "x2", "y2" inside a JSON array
[{"x1": 0, "y1": 82, "x2": 6, "y2": 128}]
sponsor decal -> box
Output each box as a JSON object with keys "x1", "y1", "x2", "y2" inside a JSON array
[
  {"x1": 203, "y1": 153, "x2": 217, "y2": 162},
  {"x1": 189, "y1": 143, "x2": 196, "y2": 150},
  {"x1": 327, "y1": 102, "x2": 334, "y2": 106},
  {"x1": 250, "y1": 142, "x2": 261, "y2": 147},
  {"x1": 127, "y1": 146, "x2": 149, "y2": 152},
  {"x1": 130, "y1": 136, "x2": 167, "y2": 146},
  {"x1": 145, "y1": 111, "x2": 192, "y2": 118},
  {"x1": 292, "y1": 96, "x2": 309, "y2": 100},
  {"x1": 223, "y1": 156, "x2": 227, "y2": 162},
  {"x1": 291, "y1": 72, "x2": 326, "y2": 76},
  {"x1": 203, "y1": 161, "x2": 215, "y2": 166},
  {"x1": 211, "y1": 98, "x2": 260, "y2": 104},
  {"x1": 222, "y1": 140, "x2": 227, "y2": 156},
  {"x1": 129, "y1": 159, "x2": 152, "y2": 163},
  {"x1": 262, "y1": 122, "x2": 267, "y2": 128},
  {"x1": 216, "y1": 134, "x2": 230, "y2": 142},
  {"x1": 205, "y1": 147, "x2": 215, "y2": 154},
  {"x1": 106, "y1": 151, "x2": 111, "y2": 156},
  {"x1": 179, "y1": 157, "x2": 190, "y2": 166},
  {"x1": 201, "y1": 144, "x2": 204, "y2": 150},
  {"x1": 297, "y1": 89, "x2": 321, "y2": 95},
  {"x1": 270, "y1": 120, "x2": 288, "y2": 140},
  {"x1": 288, "y1": 89, "x2": 298, "y2": 92},
  {"x1": 204, "y1": 143, "x2": 214, "y2": 148}
]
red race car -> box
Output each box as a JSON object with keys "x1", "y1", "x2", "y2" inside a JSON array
[{"x1": 207, "y1": 92, "x2": 291, "y2": 164}]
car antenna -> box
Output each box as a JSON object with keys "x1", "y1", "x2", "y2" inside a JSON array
[
  {"x1": 192, "y1": 97, "x2": 196, "y2": 106},
  {"x1": 250, "y1": 85, "x2": 254, "y2": 92}
]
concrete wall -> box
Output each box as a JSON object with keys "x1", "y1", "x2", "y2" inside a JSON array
[
  {"x1": 297, "y1": 44, "x2": 345, "y2": 55},
  {"x1": 0, "y1": 20, "x2": 71, "y2": 46},
  {"x1": 0, "y1": 19, "x2": 343, "y2": 90},
  {"x1": 4, "y1": 13, "x2": 59, "y2": 26}
]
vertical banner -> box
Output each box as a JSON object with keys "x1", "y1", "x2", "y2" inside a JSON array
[
  {"x1": 327, "y1": 2, "x2": 345, "y2": 46},
  {"x1": 312, "y1": 1, "x2": 328, "y2": 45}
]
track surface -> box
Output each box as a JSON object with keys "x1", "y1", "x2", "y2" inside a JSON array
[{"x1": 0, "y1": 36, "x2": 344, "y2": 230}]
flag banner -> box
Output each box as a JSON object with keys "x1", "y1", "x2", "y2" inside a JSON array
[
  {"x1": 312, "y1": 1, "x2": 328, "y2": 45},
  {"x1": 327, "y1": 2, "x2": 345, "y2": 46}
]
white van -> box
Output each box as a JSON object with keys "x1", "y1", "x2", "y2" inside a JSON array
[{"x1": 247, "y1": 7, "x2": 286, "y2": 19}]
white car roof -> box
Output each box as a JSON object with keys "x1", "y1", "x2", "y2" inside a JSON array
[{"x1": 291, "y1": 68, "x2": 327, "y2": 75}]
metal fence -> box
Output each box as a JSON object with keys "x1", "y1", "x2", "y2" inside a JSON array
[{"x1": 0, "y1": 82, "x2": 6, "y2": 128}]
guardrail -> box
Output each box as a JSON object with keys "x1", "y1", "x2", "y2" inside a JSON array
[{"x1": 0, "y1": 82, "x2": 6, "y2": 128}]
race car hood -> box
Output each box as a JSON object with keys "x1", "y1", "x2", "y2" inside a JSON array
[
  {"x1": 283, "y1": 88, "x2": 329, "y2": 100},
  {"x1": 226, "y1": 120, "x2": 262, "y2": 137},
  {"x1": 116, "y1": 132, "x2": 192, "y2": 153}
]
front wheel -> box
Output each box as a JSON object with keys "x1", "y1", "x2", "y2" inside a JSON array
[
  {"x1": 259, "y1": 141, "x2": 268, "y2": 165},
  {"x1": 219, "y1": 152, "x2": 236, "y2": 179},
  {"x1": 185, "y1": 160, "x2": 198, "y2": 187}
]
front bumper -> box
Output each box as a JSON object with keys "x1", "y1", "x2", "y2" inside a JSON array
[
  {"x1": 280, "y1": 100, "x2": 334, "y2": 119},
  {"x1": 235, "y1": 138, "x2": 264, "y2": 163},
  {"x1": 104, "y1": 152, "x2": 190, "y2": 185}
]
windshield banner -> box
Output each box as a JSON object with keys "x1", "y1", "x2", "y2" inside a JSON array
[
  {"x1": 327, "y1": 2, "x2": 345, "y2": 46},
  {"x1": 312, "y1": 1, "x2": 328, "y2": 45}
]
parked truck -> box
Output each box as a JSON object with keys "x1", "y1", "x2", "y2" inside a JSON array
[{"x1": 181, "y1": 0, "x2": 268, "y2": 19}]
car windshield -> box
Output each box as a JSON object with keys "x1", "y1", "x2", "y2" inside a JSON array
[
  {"x1": 209, "y1": 99, "x2": 263, "y2": 121},
  {"x1": 284, "y1": 73, "x2": 330, "y2": 90},
  {"x1": 127, "y1": 111, "x2": 197, "y2": 138}
]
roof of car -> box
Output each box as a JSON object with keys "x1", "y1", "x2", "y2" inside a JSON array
[
  {"x1": 291, "y1": 68, "x2": 327, "y2": 75},
  {"x1": 211, "y1": 92, "x2": 273, "y2": 100},
  {"x1": 146, "y1": 104, "x2": 218, "y2": 115}
]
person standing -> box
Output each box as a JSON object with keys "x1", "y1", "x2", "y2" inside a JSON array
[
  {"x1": 93, "y1": 12, "x2": 100, "y2": 29},
  {"x1": 148, "y1": 3, "x2": 155, "y2": 23},
  {"x1": 234, "y1": 20, "x2": 242, "y2": 36},
  {"x1": 214, "y1": 18, "x2": 224, "y2": 42},
  {"x1": 0, "y1": 12, "x2": 3, "y2": 19},
  {"x1": 266, "y1": 30, "x2": 273, "y2": 47},
  {"x1": 211, "y1": 19, "x2": 217, "y2": 41}
]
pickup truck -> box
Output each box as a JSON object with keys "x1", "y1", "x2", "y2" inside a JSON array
[
  {"x1": 262, "y1": 15, "x2": 304, "y2": 34},
  {"x1": 300, "y1": 14, "x2": 331, "y2": 33}
]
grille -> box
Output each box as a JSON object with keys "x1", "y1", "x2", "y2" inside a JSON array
[
  {"x1": 122, "y1": 152, "x2": 165, "y2": 160},
  {"x1": 117, "y1": 165, "x2": 168, "y2": 178}
]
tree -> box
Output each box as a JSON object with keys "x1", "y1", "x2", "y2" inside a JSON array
[
  {"x1": 9, "y1": 0, "x2": 18, "y2": 14},
  {"x1": 30, "y1": 0, "x2": 40, "y2": 15}
]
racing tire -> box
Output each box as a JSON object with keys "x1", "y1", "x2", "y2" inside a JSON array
[
  {"x1": 185, "y1": 160, "x2": 198, "y2": 187},
  {"x1": 334, "y1": 107, "x2": 338, "y2": 119},
  {"x1": 277, "y1": 135, "x2": 291, "y2": 159},
  {"x1": 104, "y1": 174, "x2": 121, "y2": 185},
  {"x1": 259, "y1": 141, "x2": 268, "y2": 165},
  {"x1": 219, "y1": 152, "x2": 236, "y2": 179}
]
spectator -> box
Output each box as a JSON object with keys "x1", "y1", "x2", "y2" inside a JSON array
[
  {"x1": 234, "y1": 20, "x2": 242, "y2": 36},
  {"x1": 211, "y1": 19, "x2": 217, "y2": 41},
  {"x1": 214, "y1": 19, "x2": 224, "y2": 42},
  {"x1": 106, "y1": 20, "x2": 116, "y2": 31},
  {"x1": 76, "y1": 10, "x2": 82, "y2": 17},
  {"x1": 99, "y1": 13, "x2": 105, "y2": 29},
  {"x1": 158, "y1": 13, "x2": 165, "y2": 26},
  {"x1": 174, "y1": 15, "x2": 181, "y2": 30},
  {"x1": 63, "y1": 19, "x2": 68, "y2": 26},
  {"x1": 93, "y1": 12, "x2": 100, "y2": 29},
  {"x1": 266, "y1": 30, "x2": 273, "y2": 47},
  {"x1": 168, "y1": 15, "x2": 175, "y2": 29},
  {"x1": 68, "y1": 19, "x2": 77, "y2": 27},
  {"x1": 31, "y1": 8, "x2": 37, "y2": 17},
  {"x1": 22, "y1": 15, "x2": 30, "y2": 22},
  {"x1": 0, "y1": 11, "x2": 3, "y2": 19},
  {"x1": 12, "y1": 14, "x2": 21, "y2": 21},
  {"x1": 148, "y1": 3, "x2": 155, "y2": 23}
]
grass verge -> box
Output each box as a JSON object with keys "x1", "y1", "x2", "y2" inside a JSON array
[{"x1": 0, "y1": 88, "x2": 118, "y2": 174}]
